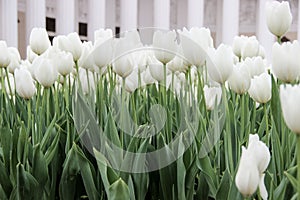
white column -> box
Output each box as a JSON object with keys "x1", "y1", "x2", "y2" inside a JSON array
[
  {"x1": 257, "y1": 0, "x2": 274, "y2": 60},
  {"x1": 120, "y1": 0, "x2": 138, "y2": 32},
  {"x1": 187, "y1": 0, "x2": 204, "y2": 28},
  {"x1": 222, "y1": 0, "x2": 239, "y2": 45},
  {"x1": 1, "y1": 0, "x2": 18, "y2": 47},
  {"x1": 153, "y1": 0, "x2": 170, "y2": 30},
  {"x1": 298, "y1": 0, "x2": 300, "y2": 41},
  {"x1": 26, "y1": 0, "x2": 46, "y2": 45},
  {"x1": 88, "y1": 0, "x2": 106, "y2": 41},
  {"x1": 56, "y1": 0, "x2": 76, "y2": 35}
]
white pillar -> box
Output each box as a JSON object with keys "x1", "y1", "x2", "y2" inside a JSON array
[
  {"x1": 222, "y1": 0, "x2": 239, "y2": 45},
  {"x1": 153, "y1": 0, "x2": 170, "y2": 30},
  {"x1": 120, "y1": 0, "x2": 138, "y2": 32},
  {"x1": 257, "y1": 0, "x2": 274, "y2": 60},
  {"x1": 298, "y1": 0, "x2": 300, "y2": 41},
  {"x1": 88, "y1": 0, "x2": 106, "y2": 41},
  {"x1": 187, "y1": 0, "x2": 204, "y2": 28},
  {"x1": 56, "y1": 0, "x2": 76, "y2": 35},
  {"x1": 26, "y1": 0, "x2": 46, "y2": 45},
  {"x1": 1, "y1": 0, "x2": 18, "y2": 47}
]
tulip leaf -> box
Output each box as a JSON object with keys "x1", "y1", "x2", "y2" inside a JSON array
[
  {"x1": 75, "y1": 145, "x2": 100, "y2": 200},
  {"x1": 108, "y1": 178, "x2": 130, "y2": 200},
  {"x1": 270, "y1": 75, "x2": 281, "y2": 134},
  {"x1": 197, "y1": 156, "x2": 217, "y2": 196},
  {"x1": 216, "y1": 169, "x2": 231, "y2": 199},
  {"x1": 59, "y1": 144, "x2": 80, "y2": 200}
]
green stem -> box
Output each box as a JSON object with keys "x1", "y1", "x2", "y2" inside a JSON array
[
  {"x1": 297, "y1": 135, "x2": 300, "y2": 200},
  {"x1": 222, "y1": 84, "x2": 234, "y2": 173},
  {"x1": 27, "y1": 100, "x2": 33, "y2": 143},
  {"x1": 264, "y1": 103, "x2": 269, "y2": 143}
]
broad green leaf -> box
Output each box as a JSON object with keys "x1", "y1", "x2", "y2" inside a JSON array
[
  {"x1": 216, "y1": 169, "x2": 231, "y2": 199},
  {"x1": 108, "y1": 178, "x2": 130, "y2": 200}
]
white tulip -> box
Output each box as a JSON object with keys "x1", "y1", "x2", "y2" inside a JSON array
[
  {"x1": 93, "y1": 38, "x2": 113, "y2": 69},
  {"x1": 228, "y1": 63, "x2": 251, "y2": 94},
  {"x1": 248, "y1": 73, "x2": 271, "y2": 104},
  {"x1": 4, "y1": 74, "x2": 15, "y2": 95},
  {"x1": 78, "y1": 42, "x2": 94, "y2": 70},
  {"x1": 113, "y1": 55, "x2": 134, "y2": 78},
  {"x1": 248, "y1": 134, "x2": 270, "y2": 173},
  {"x1": 280, "y1": 84, "x2": 300, "y2": 134},
  {"x1": 29, "y1": 28, "x2": 50, "y2": 55},
  {"x1": 8, "y1": 47, "x2": 21, "y2": 74},
  {"x1": 232, "y1": 35, "x2": 248, "y2": 58},
  {"x1": 54, "y1": 51, "x2": 74, "y2": 76},
  {"x1": 125, "y1": 69, "x2": 144, "y2": 93},
  {"x1": 266, "y1": 1, "x2": 292, "y2": 37},
  {"x1": 94, "y1": 28, "x2": 113, "y2": 45},
  {"x1": 143, "y1": 67, "x2": 156, "y2": 85},
  {"x1": 34, "y1": 57, "x2": 58, "y2": 87},
  {"x1": 235, "y1": 147, "x2": 260, "y2": 197},
  {"x1": 259, "y1": 174, "x2": 268, "y2": 200},
  {"x1": 179, "y1": 27, "x2": 213, "y2": 67},
  {"x1": 26, "y1": 46, "x2": 38, "y2": 63},
  {"x1": 167, "y1": 55, "x2": 188, "y2": 73},
  {"x1": 153, "y1": 30, "x2": 178, "y2": 64},
  {"x1": 14, "y1": 68, "x2": 36, "y2": 99},
  {"x1": 0, "y1": 41, "x2": 11, "y2": 68},
  {"x1": 272, "y1": 41, "x2": 300, "y2": 83},
  {"x1": 243, "y1": 57, "x2": 266, "y2": 78},
  {"x1": 241, "y1": 36, "x2": 260, "y2": 59},
  {"x1": 149, "y1": 60, "x2": 165, "y2": 82},
  {"x1": 203, "y1": 85, "x2": 222, "y2": 110},
  {"x1": 78, "y1": 68, "x2": 95, "y2": 94},
  {"x1": 206, "y1": 44, "x2": 234, "y2": 84},
  {"x1": 54, "y1": 33, "x2": 82, "y2": 61}
]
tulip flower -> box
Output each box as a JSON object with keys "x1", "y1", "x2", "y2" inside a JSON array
[
  {"x1": 4, "y1": 74, "x2": 15, "y2": 95},
  {"x1": 152, "y1": 30, "x2": 178, "y2": 64},
  {"x1": 113, "y1": 55, "x2": 134, "y2": 79},
  {"x1": 29, "y1": 28, "x2": 51, "y2": 55},
  {"x1": 78, "y1": 42, "x2": 95, "y2": 70},
  {"x1": 243, "y1": 57, "x2": 266, "y2": 78},
  {"x1": 235, "y1": 147, "x2": 260, "y2": 197},
  {"x1": 53, "y1": 51, "x2": 74, "y2": 76},
  {"x1": 179, "y1": 27, "x2": 213, "y2": 67},
  {"x1": 149, "y1": 59, "x2": 165, "y2": 82},
  {"x1": 93, "y1": 38, "x2": 113, "y2": 69},
  {"x1": 228, "y1": 63, "x2": 251, "y2": 94},
  {"x1": 0, "y1": 41, "x2": 11, "y2": 68},
  {"x1": 94, "y1": 28, "x2": 113, "y2": 46},
  {"x1": 266, "y1": 1, "x2": 292, "y2": 38},
  {"x1": 14, "y1": 68, "x2": 36, "y2": 99},
  {"x1": 241, "y1": 36, "x2": 260, "y2": 59},
  {"x1": 54, "y1": 32, "x2": 82, "y2": 61},
  {"x1": 280, "y1": 84, "x2": 300, "y2": 134},
  {"x1": 166, "y1": 56, "x2": 187, "y2": 73},
  {"x1": 236, "y1": 134, "x2": 270, "y2": 200},
  {"x1": 247, "y1": 134, "x2": 270, "y2": 174},
  {"x1": 248, "y1": 73, "x2": 271, "y2": 104},
  {"x1": 143, "y1": 67, "x2": 155, "y2": 85},
  {"x1": 272, "y1": 41, "x2": 300, "y2": 83},
  {"x1": 33, "y1": 57, "x2": 58, "y2": 87},
  {"x1": 203, "y1": 85, "x2": 222, "y2": 110},
  {"x1": 78, "y1": 68, "x2": 95, "y2": 94},
  {"x1": 232, "y1": 35, "x2": 248, "y2": 58},
  {"x1": 206, "y1": 44, "x2": 234, "y2": 84},
  {"x1": 8, "y1": 47, "x2": 21, "y2": 74}
]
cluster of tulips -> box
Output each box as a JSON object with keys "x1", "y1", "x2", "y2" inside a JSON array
[{"x1": 0, "y1": 0, "x2": 299, "y2": 199}]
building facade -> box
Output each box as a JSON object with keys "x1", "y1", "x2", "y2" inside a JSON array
[{"x1": 0, "y1": 0, "x2": 299, "y2": 58}]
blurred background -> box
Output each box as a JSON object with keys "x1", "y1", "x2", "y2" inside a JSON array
[{"x1": 0, "y1": 0, "x2": 299, "y2": 58}]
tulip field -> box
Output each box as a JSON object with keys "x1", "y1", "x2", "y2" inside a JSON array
[{"x1": 0, "y1": 1, "x2": 300, "y2": 200}]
